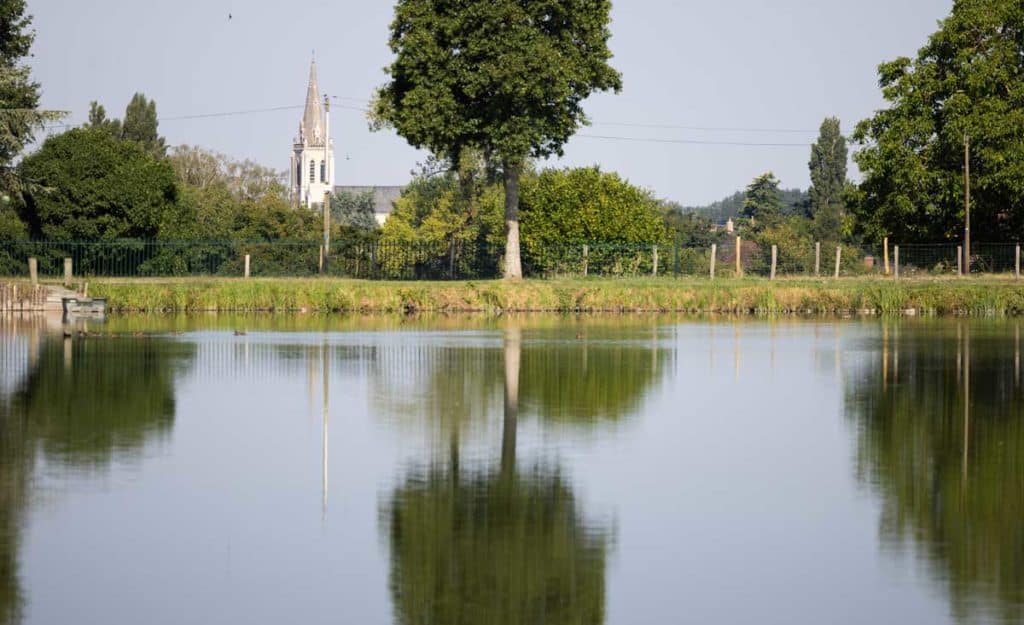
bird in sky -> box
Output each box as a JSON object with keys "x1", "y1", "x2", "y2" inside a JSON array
[{"x1": 228, "y1": 13, "x2": 232, "y2": 20}]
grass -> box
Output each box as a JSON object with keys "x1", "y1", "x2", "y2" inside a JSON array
[{"x1": 68, "y1": 275, "x2": 1024, "y2": 315}]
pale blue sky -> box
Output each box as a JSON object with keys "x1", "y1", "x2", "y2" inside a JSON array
[{"x1": 29, "y1": 0, "x2": 951, "y2": 205}]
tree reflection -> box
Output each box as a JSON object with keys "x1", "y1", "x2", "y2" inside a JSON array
[
  {"x1": 384, "y1": 326, "x2": 614, "y2": 625},
  {"x1": 846, "y1": 322, "x2": 1024, "y2": 623},
  {"x1": 0, "y1": 333, "x2": 193, "y2": 624}
]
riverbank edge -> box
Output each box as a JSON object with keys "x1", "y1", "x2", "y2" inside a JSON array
[{"x1": 81, "y1": 277, "x2": 1024, "y2": 315}]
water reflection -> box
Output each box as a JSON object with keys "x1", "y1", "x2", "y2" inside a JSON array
[
  {"x1": 0, "y1": 321, "x2": 194, "y2": 624},
  {"x1": 846, "y1": 321, "x2": 1024, "y2": 624},
  {"x1": 384, "y1": 326, "x2": 612, "y2": 625}
]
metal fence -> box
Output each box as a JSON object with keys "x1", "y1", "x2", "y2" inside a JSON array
[{"x1": 0, "y1": 238, "x2": 1020, "y2": 280}]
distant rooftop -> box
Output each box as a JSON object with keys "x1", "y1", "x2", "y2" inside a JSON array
[{"x1": 334, "y1": 185, "x2": 404, "y2": 216}]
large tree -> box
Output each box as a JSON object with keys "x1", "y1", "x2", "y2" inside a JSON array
[
  {"x1": 742, "y1": 172, "x2": 783, "y2": 228},
  {"x1": 120, "y1": 93, "x2": 166, "y2": 158},
  {"x1": 851, "y1": 0, "x2": 1024, "y2": 243},
  {"x1": 373, "y1": 0, "x2": 622, "y2": 279},
  {"x1": 0, "y1": 0, "x2": 63, "y2": 197},
  {"x1": 17, "y1": 128, "x2": 180, "y2": 240},
  {"x1": 808, "y1": 117, "x2": 848, "y2": 241}
]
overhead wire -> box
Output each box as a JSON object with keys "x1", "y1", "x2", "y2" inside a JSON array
[{"x1": 39, "y1": 99, "x2": 816, "y2": 147}]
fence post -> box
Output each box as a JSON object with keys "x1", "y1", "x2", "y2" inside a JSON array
[
  {"x1": 815, "y1": 242, "x2": 821, "y2": 277},
  {"x1": 582, "y1": 244, "x2": 589, "y2": 277},
  {"x1": 710, "y1": 244, "x2": 717, "y2": 280},
  {"x1": 883, "y1": 237, "x2": 890, "y2": 275},
  {"x1": 1017, "y1": 245, "x2": 1021, "y2": 280},
  {"x1": 957, "y1": 246, "x2": 963, "y2": 276},
  {"x1": 244, "y1": 254, "x2": 251, "y2": 278},
  {"x1": 371, "y1": 242, "x2": 378, "y2": 279},
  {"x1": 770, "y1": 245, "x2": 777, "y2": 280},
  {"x1": 834, "y1": 246, "x2": 842, "y2": 279},
  {"x1": 735, "y1": 236, "x2": 742, "y2": 277},
  {"x1": 894, "y1": 246, "x2": 900, "y2": 280},
  {"x1": 28, "y1": 258, "x2": 38, "y2": 287},
  {"x1": 63, "y1": 258, "x2": 73, "y2": 286},
  {"x1": 448, "y1": 238, "x2": 456, "y2": 280},
  {"x1": 652, "y1": 245, "x2": 659, "y2": 277}
]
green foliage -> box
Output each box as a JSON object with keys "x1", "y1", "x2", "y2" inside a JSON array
[
  {"x1": 684, "y1": 188, "x2": 809, "y2": 222},
  {"x1": 386, "y1": 464, "x2": 608, "y2": 625},
  {"x1": 85, "y1": 101, "x2": 122, "y2": 138},
  {"x1": 17, "y1": 128, "x2": 180, "y2": 240},
  {"x1": 808, "y1": 117, "x2": 848, "y2": 241},
  {"x1": 742, "y1": 172, "x2": 784, "y2": 228},
  {"x1": 84, "y1": 93, "x2": 167, "y2": 158},
  {"x1": 0, "y1": 0, "x2": 63, "y2": 196},
  {"x1": 519, "y1": 167, "x2": 669, "y2": 274},
  {"x1": 852, "y1": 0, "x2": 1024, "y2": 243},
  {"x1": 374, "y1": 0, "x2": 622, "y2": 277},
  {"x1": 846, "y1": 325, "x2": 1024, "y2": 622},
  {"x1": 663, "y1": 202, "x2": 717, "y2": 247},
  {"x1": 156, "y1": 146, "x2": 318, "y2": 275},
  {"x1": 121, "y1": 93, "x2": 166, "y2": 158},
  {"x1": 331, "y1": 189, "x2": 379, "y2": 231},
  {"x1": 379, "y1": 155, "x2": 505, "y2": 278}
]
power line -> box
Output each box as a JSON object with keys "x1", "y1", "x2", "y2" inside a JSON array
[
  {"x1": 576, "y1": 134, "x2": 811, "y2": 148},
  {"x1": 160, "y1": 104, "x2": 303, "y2": 121},
  {"x1": 38, "y1": 101, "x2": 816, "y2": 148},
  {"x1": 590, "y1": 121, "x2": 816, "y2": 134}
]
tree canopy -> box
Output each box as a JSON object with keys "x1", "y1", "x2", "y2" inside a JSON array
[
  {"x1": 808, "y1": 117, "x2": 848, "y2": 241},
  {"x1": 17, "y1": 128, "x2": 180, "y2": 240},
  {"x1": 85, "y1": 93, "x2": 167, "y2": 158},
  {"x1": 0, "y1": 0, "x2": 63, "y2": 195},
  {"x1": 851, "y1": 0, "x2": 1024, "y2": 243},
  {"x1": 374, "y1": 0, "x2": 622, "y2": 278},
  {"x1": 742, "y1": 172, "x2": 783, "y2": 227}
]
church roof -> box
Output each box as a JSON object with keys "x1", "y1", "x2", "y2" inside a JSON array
[
  {"x1": 300, "y1": 59, "x2": 324, "y2": 146},
  {"x1": 335, "y1": 185, "x2": 404, "y2": 216}
]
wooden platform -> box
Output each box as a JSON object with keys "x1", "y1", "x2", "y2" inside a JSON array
[{"x1": 0, "y1": 284, "x2": 83, "y2": 313}]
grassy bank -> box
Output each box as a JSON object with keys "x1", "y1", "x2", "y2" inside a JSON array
[{"x1": 80, "y1": 277, "x2": 1024, "y2": 315}]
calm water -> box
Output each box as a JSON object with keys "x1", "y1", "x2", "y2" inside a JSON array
[{"x1": 0, "y1": 314, "x2": 1021, "y2": 625}]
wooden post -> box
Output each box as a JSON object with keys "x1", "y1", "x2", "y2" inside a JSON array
[
  {"x1": 28, "y1": 257, "x2": 38, "y2": 287},
  {"x1": 1016, "y1": 245, "x2": 1021, "y2": 280},
  {"x1": 710, "y1": 244, "x2": 717, "y2": 280},
  {"x1": 894, "y1": 246, "x2": 900, "y2": 280},
  {"x1": 244, "y1": 254, "x2": 251, "y2": 278},
  {"x1": 957, "y1": 246, "x2": 963, "y2": 276},
  {"x1": 770, "y1": 245, "x2": 777, "y2": 280},
  {"x1": 319, "y1": 246, "x2": 324, "y2": 275},
  {"x1": 815, "y1": 242, "x2": 821, "y2": 277},
  {"x1": 735, "y1": 236, "x2": 742, "y2": 277},
  {"x1": 63, "y1": 258, "x2": 72, "y2": 286},
  {"x1": 652, "y1": 245, "x2": 659, "y2": 277},
  {"x1": 883, "y1": 237, "x2": 890, "y2": 275},
  {"x1": 448, "y1": 238, "x2": 456, "y2": 280},
  {"x1": 582, "y1": 244, "x2": 589, "y2": 277},
  {"x1": 834, "y1": 246, "x2": 842, "y2": 279}
]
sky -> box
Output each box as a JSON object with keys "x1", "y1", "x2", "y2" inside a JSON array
[{"x1": 28, "y1": 0, "x2": 952, "y2": 206}]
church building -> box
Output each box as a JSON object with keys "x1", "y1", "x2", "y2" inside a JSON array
[
  {"x1": 290, "y1": 58, "x2": 403, "y2": 222},
  {"x1": 290, "y1": 59, "x2": 334, "y2": 209}
]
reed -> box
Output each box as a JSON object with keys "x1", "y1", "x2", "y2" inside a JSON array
[{"x1": 86, "y1": 276, "x2": 1024, "y2": 315}]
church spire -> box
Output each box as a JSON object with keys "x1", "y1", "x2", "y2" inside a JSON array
[{"x1": 301, "y1": 58, "x2": 324, "y2": 146}]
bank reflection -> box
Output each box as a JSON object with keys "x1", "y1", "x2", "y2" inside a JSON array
[
  {"x1": 383, "y1": 324, "x2": 633, "y2": 625},
  {"x1": 0, "y1": 321, "x2": 194, "y2": 625},
  {"x1": 846, "y1": 321, "x2": 1024, "y2": 624}
]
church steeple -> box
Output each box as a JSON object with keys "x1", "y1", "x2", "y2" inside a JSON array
[
  {"x1": 291, "y1": 56, "x2": 335, "y2": 209},
  {"x1": 300, "y1": 59, "x2": 324, "y2": 146}
]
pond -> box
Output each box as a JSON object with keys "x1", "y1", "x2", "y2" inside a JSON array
[{"x1": 0, "y1": 315, "x2": 1021, "y2": 624}]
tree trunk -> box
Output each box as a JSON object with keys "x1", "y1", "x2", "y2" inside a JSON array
[
  {"x1": 501, "y1": 324, "x2": 521, "y2": 480},
  {"x1": 503, "y1": 161, "x2": 523, "y2": 279}
]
